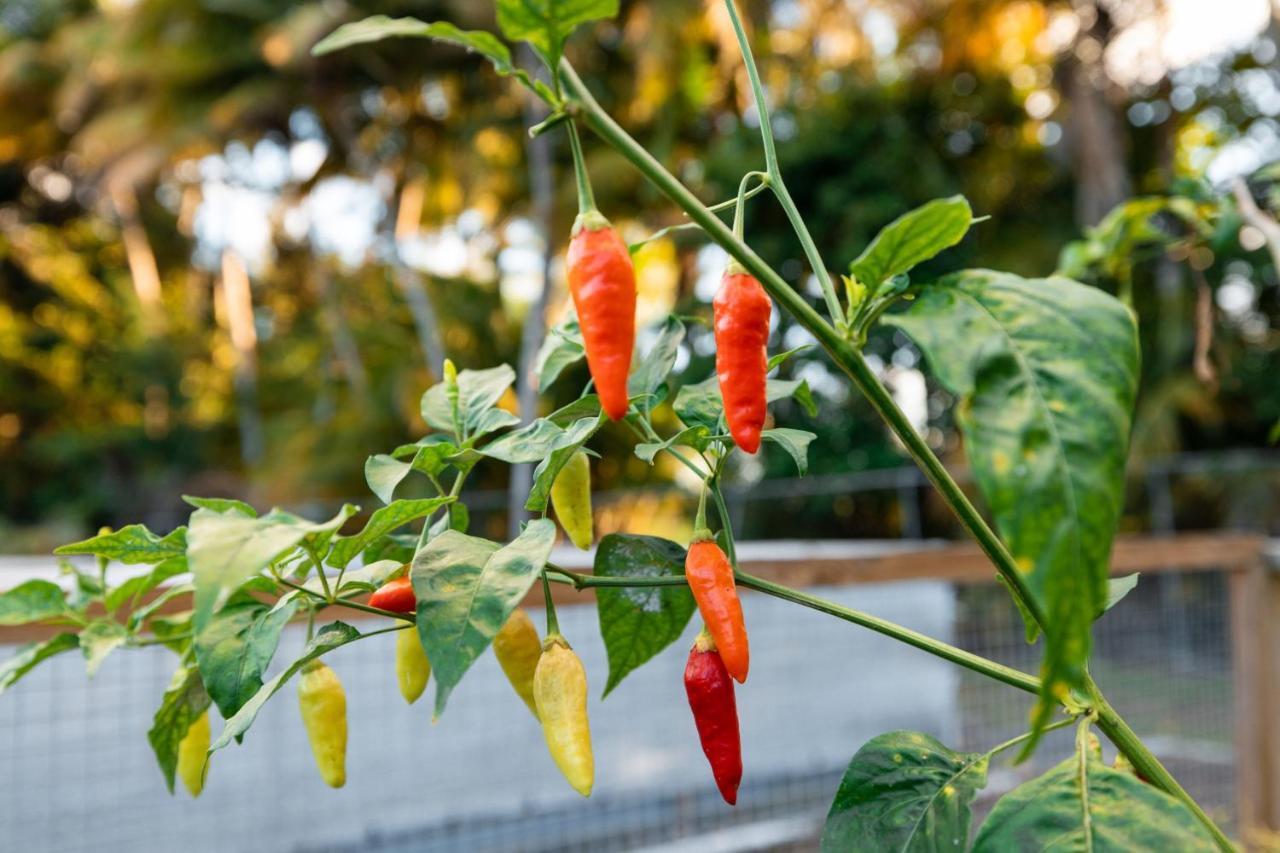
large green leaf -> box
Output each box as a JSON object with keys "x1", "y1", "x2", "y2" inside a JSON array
[
  {"x1": 495, "y1": 0, "x2": 618, "y2": 65},
  {"x1": 210, "y1": 621, "x2": 362, "y2": 752},
  {"x1": 761, "y1": 428, "x2": 817, "y2": 475},
  {"x1": 312, "y1": 15, "x2": 532, "y2": 90},
  {"x1": 104, "y1": 556, "x2": 187, "y2": 612},
  {"x1": 973, "y1": 749, "x2": 1216, "y2": 851},
  {"x1": 0, "y1": 633, "x2": 78, "y2": 697},
  {"x1": 525, "y1": 416, "x2": 605, "y2": 512},
  {"x1": 822, "y1": 730, "x2": 989, "y2": 852},
  {"x1": 148, "y1": 664, "x2": 212, "y2": 794},
  {"x1": 80, "y1": 621, "x2": 128, "y2": 677},
  {"x1": 535, "y1": 315, "x2": 585, "y2": 391},
  {"x1": 412, "y1": 520, "x2": 556, "y2": 717},
  {"x1": 420, "y1": 364, "x2": 517, "y2": 439},
  {"x1": 595, "y1": 534, "x2": 695, "y2": 697},
  {"x1": 479, "y1": 417, "x2": 571, "y2": 464},
  {"x1": 194, "y1": 593, "x2": 299, "y2": 720},
  {"x1": 849, "y1": 195, "x2": 973, "y2": 289},
  {"x1": 628, "y1": 315, "x2": 685, "y2": 410},
  {"x1": 326, "y1": 498, "x2": 453, "y2": 568},
  {"x1": 884, "y1": 270, "x2": 1139, "y2": 742},
  {"x1": 0, "y1": 580, "x2": 69, "y2": 625},
  {"x1": 55, "y1": 524, "x2": 187, "y2": 564},
  {"x1": 187, "y1": 506, "x2": 352, "y2": 629}
]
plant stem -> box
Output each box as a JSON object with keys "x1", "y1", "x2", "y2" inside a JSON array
[
  {"x1": 306, "y1": 548, "x2": 333, "y2": 602},
  {"x1": 720, "y1": 0, "x2": 843, "y2": 323},
  {"x1": 709, "y1": 478, "x2": 738, "y2": 566},
  {"x1": 278, "y1": 578, "x2": 416, "y2": 623},
  {"x1": 566, "y1": 121, "x2": 596, "y2": 214},
  {"x1": 560, "y1": 58, "x2": 1229, "y2": 846},
  {"x1": 986, "y1": 717, "x2": 1076, "y2": 758},
  {"x1": 1092, "y1": 687, "x2": 1235, "y2": 851},
  {"x1": 541, "y1": 570, "x2": 560, "y2": 636}
]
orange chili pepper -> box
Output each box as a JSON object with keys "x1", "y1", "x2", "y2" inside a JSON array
[{"x1": 684, "y1": 536, "x2": 749, "y2": 683}]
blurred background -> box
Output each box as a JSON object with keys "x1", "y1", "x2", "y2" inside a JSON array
[{"x1": 1, "y1": 0, "x2": 1279, "y2": 851}]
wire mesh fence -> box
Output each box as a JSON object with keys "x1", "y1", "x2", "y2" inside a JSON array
[{"x1": 0, "y1": 550, "x2": 1246, "y2": 852}]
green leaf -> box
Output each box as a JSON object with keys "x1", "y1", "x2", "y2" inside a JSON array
[
  {"x1": 326, "y1": 498, "x2": 453, "y2": 568},
  {"x1": 884, "y1": 270, "x2": 1139, "y2": 746},
  {"x1": 362, "y1": 533, "x2": 418, "y2": 566},
  {"x1": 210, "y1": 621, "x2": 362, "y2": 752},
  {"x1": 525, "y1": 416, "x2": 605, "y2": 512},
  {"x1": 127, "y1": 583, "x2": 194, "y2": 631},
  {"x1": 413, "y1": 520, "x2": 556, "y2": 717},
  {"x1": 767, "y1": 344, "x2": 813, "y2": 371},
  {"x1": 328, "y1": 559, "x2": 404, "y2": 595},
  {"x1": 628, "y1": 315, "x2": 685, "y2": 410},
  {"x1": 194, "y1": 593, "x2": 299, "y2": 720},
  {"x1": 761, "y1": 428, "x2": 817, "y2": 475},
  {"x1": 973, "y1": 750, "x2": 1217, "y2": 851},
  {"x1": 104, "y1": 556, "x2": 187, "y2": 613},
  {"x1": 80, "y1": 621, "x2": 128, "y2": 677},
  {"x1": 546, "y1": 395, "x2": 602, "y2": 426},
  {"x1": 479, "y1": 417, "x2": 570, "y2": 464},
  {"x1": 421, "y1": 364, "x2": 517, "y2": 438},
  {"x1": 822, "y1": 730, "x2": 989, "y2": 853},
  {"x1": 148, "y1": 664, "x2": 212, "y2": 794},
  {"x1": 0, "y1": 633, "x2": 78, "y2": 697},
  {"x1": 635, "y1": 425, "x2": 712, "y2": 465},
  {"x1": 365, "y1": 454, "x2": 415, "y2": 504},
  {"x1": 182, "y1": 496, "x2": 257, "y2": 517},
  {"x1": 55, "y1": 524, "x2": 187, "y2": 564},
  {"x1": 535, "y1": 316, "x2": 585, "y2": 391},
  {"x1": 595, "y1": 535, "x2": 695, "y2": 696},
  {"x1": 312, "y1": 15, "x2": 535, "y2": 92},
  {"x1": 495, "y1": 0, "x2": 619, "y2": 66},
  {"x1": 769, "y1": 377, "x2": 818, "y2": 417},
  {"x1": 675, "y1": 375, "x2": 816, "y2": 432},
  {"x1": 1103, "y1": 573, "x2": 1139, "y2": 615},
  {"x1": 849, "y1": 196, "x2": 973, "y2": 289},
  {"x1": 0, "y1": 580, "x2": 68, "y2": 626},
  {"x1": 188, "y1": 507, "x2": 349, "y2": 629}
]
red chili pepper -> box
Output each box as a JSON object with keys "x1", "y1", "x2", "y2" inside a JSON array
[
  {"x1": 685, "y1": 631, "x2": 742, "y2": 805},
  {"x1": 684, "y1": 537, "x2": 749, "y2": 683},
  {"x1": 567, "y1": 213, "x2": 636, "y2": 421},
  {"x1": 713, "y1": 270, "x2": 771, "y2": 454},
  {"x1": 368, "y1": 576, "x2": 414, "y2": 613}
]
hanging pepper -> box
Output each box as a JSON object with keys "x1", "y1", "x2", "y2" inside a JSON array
[
  {"x1": 550, "y1": 450, "x2": 594, "y2": 550},
  {"x1": 684, "y1": 630, "x2": 743, "y2": 805},
  {"x1": 685, "y1": 534, "x2": 749, "y2": 683},
  {"x1": 176, "y1": 711, "x2": 210, "y2": 798},
  {"x1": 396, "y1": 627, "x2": 431, "y2": 705},
  {"x1": 369, "y1": 575, "x2": 415, "y2": 613},
  {"x1": 533, "y1": 635, "x2": 594, "y2": 796},
  {"x1": 567, "y1": 213, "x2": 636, "y2": 421},
  {"x1": 713, "y1": 268, "x2": 772, "y2": 454},
  {"x1": 297, "y1": 660, "x2": 347, "y2": 788},
  {"x1": 493, "y1": 609, "x2": 541, "y2": 718}
]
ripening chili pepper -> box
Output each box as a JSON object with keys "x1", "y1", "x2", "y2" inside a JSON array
[
  {"x1": 567, "y1": 212, "x2": 636, "y2": 421},
  {"x1": 550, "y1": 450, "x2": 593, "y2": 550},
  {"x1": 176, "y1": 711, "x2": 210, "y2": 798},
  {"x1": 396, "y1": 627, "x2": 431, "y2": 705},
  {"x1": 533, "y1": 635, "x2": 594, "y2": 796},
  {"x1": 369, "y1": 575, "x2": 415, "y2": 613},
  {"x1": 298, "y1": 660, "x2": 347, "y2": 788},
  {"x1": 684, "y1": 631, "x2": 742, "y2": 805},
  {"x1": 685, "y1": 535, "x2": 749, "y2": 683},
  {"x1": 493, "y1": 609, "x2": 541, "y2": 718},
  {"x1": 713, "y1": 269, "x2": 772, "y2": 454}
]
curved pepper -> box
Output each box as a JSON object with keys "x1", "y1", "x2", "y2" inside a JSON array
[
  {"x1": 550, "y1": 450, "x2": 594, "y2": 550},
  {"x1": 713, "y1": 271, "x2": 772, "y2": 454},
  {"x1": 369, "y1": 575, "x2": 415, "y2": 613},
  {"x1": 684, "y1": 537, "x2": 749, "y2": 683},
  {"x1": 493, "y1": 609, "x2": 541, "y2": 718},
  {"x1": 297, "y1": 660, "x2": 347, "y2": 788},
  {"x1": 176, "y1": 710, "x2": 210, "y2": 798},
  {"x1": 533, "y1": 635, "x2": 594, "y2": 796},
  {"x1": 684, "y1": 631, "x2": 743, "y2": 805},
  {"x1": 396, "y1": 627, "x2": 431, "y2": 705},
  {"x1": 567, "y1": 212, "x2": 636, "y2": 421}
]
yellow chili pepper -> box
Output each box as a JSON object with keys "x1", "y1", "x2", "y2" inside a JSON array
[
  {"x1": 493, "y1": 609, "x2": 541, "y2": 718},
  {"x1": 550, "y1": 450, "x2": 593, "y2": 550},
  {"x1": 396, "y1": 627, "x2": 431, "y2": 705},
  {"x1": 298, "y1": 660, "x2": 347, "y2": 788},
  {"x1": 176, "y1": 711, "x2": 210, "y2": 798},
  {"x1": 533, "y1": 635, "x2": 594, "y2": 797}
]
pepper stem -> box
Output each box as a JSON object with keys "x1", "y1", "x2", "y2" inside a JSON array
[
  {"x1": 541, "y1": 570, "x2": 561, "y2": 637},
  {"x1": 694, "y1": 625, "x2": 716, "y2": 653},
  {"x1": 692, "y1": 487, "x2": 711, "y2": 542},
  {"x1": 566, "y1": 121, "x2": 597, "y2": 217}
]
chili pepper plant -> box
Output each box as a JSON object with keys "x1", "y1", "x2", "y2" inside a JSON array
[{"x1": 0, "y1": 2, "x2": 1237, "y2": 850}]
